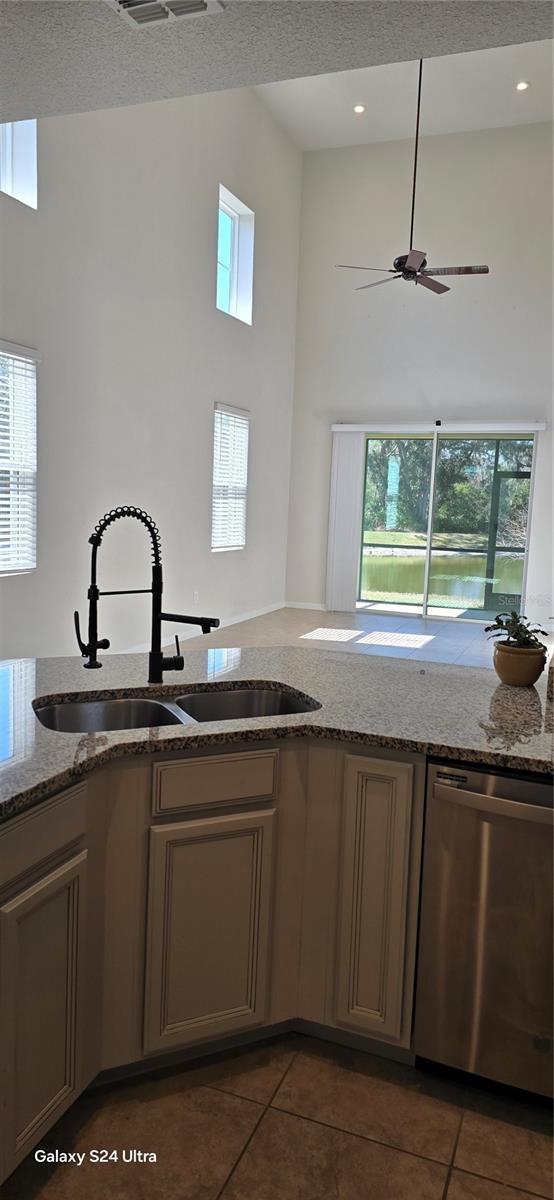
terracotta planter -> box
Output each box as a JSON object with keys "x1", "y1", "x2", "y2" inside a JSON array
[{"x1": 493, "y1": 642, "x2": 546, "y2": 687}]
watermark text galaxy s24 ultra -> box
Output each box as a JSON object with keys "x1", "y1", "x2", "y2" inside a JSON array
[{"x1": 34, "y1": 1149, "x2": 157, "y2": 1165}]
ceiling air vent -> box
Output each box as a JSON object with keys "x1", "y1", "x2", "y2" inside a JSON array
[{"x1": 105, "y1": 0, "x2": 225, "y2": 27}]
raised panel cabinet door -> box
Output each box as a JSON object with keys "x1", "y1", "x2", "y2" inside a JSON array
[
  {"x1": 335, "y1": 756, "x2": 413, "y2": 1040},
  {"x1": 144, "y1": 809, "x2": 275, "y2": 1054},
  {"x1": 0, "y1": 851, "x2": 88, "y2": 1182}
]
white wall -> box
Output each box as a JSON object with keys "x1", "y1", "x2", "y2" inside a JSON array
[
  {"x1": 0, "y1": 88, "x2": 302, "y2": 658},
  {"x1": 286, "y1": 122, "x2": 553, "y2": 622}
]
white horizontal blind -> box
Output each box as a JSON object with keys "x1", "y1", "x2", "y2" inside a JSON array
[
  {"x1": 0, "y1": 344, "x2": 37, "y2": 573},
  {"x1": 211, "y1": 403, "x2": 249, "y2": 551}
]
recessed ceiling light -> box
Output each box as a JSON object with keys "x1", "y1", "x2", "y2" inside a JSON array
[
  {"x1": 516, "y1": 80, "x2": 529, "y2": 91},
  {"x1": 353, "y1": 104, "x2": 366, "y2": 114}
]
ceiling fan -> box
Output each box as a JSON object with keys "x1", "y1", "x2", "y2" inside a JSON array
[{"x1": 336, "y1": 59, "x2": 489, "y2": 296}]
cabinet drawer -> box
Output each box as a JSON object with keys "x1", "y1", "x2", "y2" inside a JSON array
[
  {"x1": 0, "y1": 784, "x2": 87, "y2": 891},
  {"x1": 152, "y1": 750, "x2": 278, "y2": 816}
]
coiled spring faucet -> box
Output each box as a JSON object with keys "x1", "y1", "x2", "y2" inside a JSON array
[{"x1": 74, "y1": 506, "x2": 219, "y2": 683}]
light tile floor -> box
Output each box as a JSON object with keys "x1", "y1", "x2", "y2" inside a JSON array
[
  {"x1": 182, "y1": 607, "x2": 554, "y2": 670},
  {"x1": 2, "y1": 1036, "x2": 551, "y2": 1199}
]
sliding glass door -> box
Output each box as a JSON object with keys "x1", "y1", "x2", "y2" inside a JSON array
[
  {"x1": 359, "y1": 437, "x2": 434, "y2": 610},
  {"x1": 359, "y1": 434, "x2": 534, "y2": 619}
]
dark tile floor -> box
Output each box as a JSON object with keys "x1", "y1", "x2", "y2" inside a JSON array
[{"x1": 1, "y1": 1036, "x2": 552, "y2": 1200}]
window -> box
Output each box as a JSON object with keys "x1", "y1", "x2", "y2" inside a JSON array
[
  {"x1": 359, "y1": 433, "x2": 535, "y2": 618},
  {"x1": 0, "y1": 120, "x2": 37, "y2": 209},
  {"x1": 211, "y1": 404, "x2": 249, "y2": 551},
  {"x1": 216, "y1": 185, "x2": 254, "y2": 324},
  {"x1": 0, "y1": 659, "x2": 36, "y2": 764},
  {"x1": 0, "y1": 341, "x2": 38, "y2": 574}
]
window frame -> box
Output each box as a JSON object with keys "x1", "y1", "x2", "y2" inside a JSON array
[
  {"x1": 326, "y1": 422, "x2": 544, "y2": 617},
  {"x1": 211, "y1": 402, "x2": 250, "y2": 553},
  {"x1": 0, "y1": 338, "x2": 40, "y2": 577},
  {"x1": 217, "y1": 199, "x2": 240, "y2": 317},
  {"x1": 0, "y1": 120, "x2": 38, "y2": 210},
  {"x1": 216, "y1": 184, "x2": 255, "y2": 325}
]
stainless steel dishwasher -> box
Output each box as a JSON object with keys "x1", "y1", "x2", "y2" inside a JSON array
[{"x1": 414, "y1": 762, "x2": 553, "y2": 1095}]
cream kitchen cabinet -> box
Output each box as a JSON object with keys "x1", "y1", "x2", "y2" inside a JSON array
[
  {"x1": 143, "y1": 807, "x2": 276, "y2": 1054},
  {"x1": 300, "y1": 745, "x2": 424, "y2": 1050},
  {"x1": 0, "y1": 738, "x2": 424, "y2": 1188},
  {"x1": 0, "y1": 787, "x2": 89, "y2": 1182},
  {"x1": 334, "y1": 755, "x2": 415, "y2": 1041}
]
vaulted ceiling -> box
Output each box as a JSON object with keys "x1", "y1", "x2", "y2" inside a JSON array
[
  {"x1": 258, "y1": 39, "x2": 553, "y2": 150},
  {"x1": 0, "y1": 0, "x2": 552, "y2": 122}
]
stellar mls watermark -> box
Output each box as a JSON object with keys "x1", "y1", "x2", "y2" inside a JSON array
[{"x1": 35, "y1": 1149, "x2": 157, "y2": 1165}]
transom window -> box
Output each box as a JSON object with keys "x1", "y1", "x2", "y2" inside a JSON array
[
  {"x1": 0, "y1": 120, "x2": 37, "y2": 209},
  {"x1": 216, "y1": 201, "x2": 238, "y2": 316},
  {"x1": 216, "y1": 185, "x2": 254, "y2": 325}
]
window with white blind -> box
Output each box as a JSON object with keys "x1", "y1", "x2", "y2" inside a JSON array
[
  {"x1": 0, "y1": 341, "x2": 38, "y2": 574},
  {"x1": 211, "y1": 404, "x2": 249, "y2": 551}
]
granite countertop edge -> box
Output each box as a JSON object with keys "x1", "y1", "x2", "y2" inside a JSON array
[
  {"x1": 0, "y1": 647, "x2": 551, "y2": 826},
  {"x1": 1, "y1": 720, "x2": 551, "y2": 828}
]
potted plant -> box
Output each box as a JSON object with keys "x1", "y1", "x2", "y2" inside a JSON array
[{"x1": 485, "y1": 611, "x2": 548, "y2": 686}]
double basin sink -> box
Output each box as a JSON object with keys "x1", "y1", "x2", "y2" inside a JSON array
[{"x1": 35, "y1": 687, "x2": 320, "y2": 734}]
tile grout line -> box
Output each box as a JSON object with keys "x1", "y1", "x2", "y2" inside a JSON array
[
  {"x1": 214, "y1": 1049, "x2": 300, "y2": 1200},
  {"x1": 449, "y1": 1164, "x2": 553, "y2": 1200},
  {"x1": 187, "y1": 1062, "x2": 553, "y2": 1200},
  {"x1": 441, "y1": 1109, "x2": 465, "y2": 1200},
  {"x1": 201, "y1": 1080, "x2": 271, "y2": 1105},
  {"x1": 265, "y1": 1098, "x2": 458, "y2": 1173}
]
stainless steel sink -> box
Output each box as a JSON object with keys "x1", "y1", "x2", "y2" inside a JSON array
[
  {"x1": 175, "y1": 687, "x2": 320, "y2": 723},
  {"x1": 35, "y1": 686, "x2": 320, "y2": 733},
  {"x1": 35, "y1": 698, "x2": 185, "y2": 733}
]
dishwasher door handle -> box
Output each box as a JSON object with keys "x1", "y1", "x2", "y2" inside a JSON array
[{"x1": 433, "y1": 783, "x2": 553, "y2": 825}]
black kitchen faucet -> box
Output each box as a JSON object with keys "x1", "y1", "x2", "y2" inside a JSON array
[{"x1": 74, "y1": 506, "x2": 219, "y2": 683}]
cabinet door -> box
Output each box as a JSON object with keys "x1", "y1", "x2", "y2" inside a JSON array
[
  {"x1": 0, "y1": 851, "x2": 88, "y2": 1181},
  {"x1": 144, "y1": 809, "x2": 275, "y2": 1053},
  {"x1": 335, "y1": 756, "x2": 413, "y2": 1040}
]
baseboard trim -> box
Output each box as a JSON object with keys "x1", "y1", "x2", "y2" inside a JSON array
[
  {"x1": 90, "y1": 1020, "x2": 413, "y2": 1091},
  {"x1": 285, "y1": 601, "x2": 326, "y2": 611},
  {"x1": 90, "y1": 1023, "x2": 295, "y2": 1088},
  {"x1": 124, "y1": 602, "x2": 287, "y2": 653},
  {"x1": 221, "y1": 602, "x2": 286, "y2": 627},
  {"x1": 295, "y1": 1020, "x2": 414, "y2": 1065}
]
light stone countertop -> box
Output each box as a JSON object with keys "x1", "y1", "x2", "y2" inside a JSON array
[{"x1": 0, "y1": 646, "x2": 551, "y2": 824}]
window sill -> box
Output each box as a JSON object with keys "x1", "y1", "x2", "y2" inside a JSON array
[{"x1": 0, "y1": 568, "x2": 37, "y2": 577}]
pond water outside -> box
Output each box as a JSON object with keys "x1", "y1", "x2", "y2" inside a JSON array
[{"x1": 359, "y1": 549, "x2": 524, "y2": 610}]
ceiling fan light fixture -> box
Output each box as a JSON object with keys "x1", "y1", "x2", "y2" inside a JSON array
[
  {"x1": 516, "y1": 80, "x2": 530, "y2": 91},
  {"x1": 338, "y1": 59, "x2": 490, "y2": 300}
]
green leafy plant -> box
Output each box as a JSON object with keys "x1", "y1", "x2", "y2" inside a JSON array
[{"x1": 485, "y1": 611, "x2": 548, "y2": 651}]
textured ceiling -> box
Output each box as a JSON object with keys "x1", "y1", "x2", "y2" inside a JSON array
[
  {"x1": 258, "y1": 39, "x2": 554, "y2": 149},
  {"x1": 0, "y1": 1, "x2": 553, "y2": 123}
]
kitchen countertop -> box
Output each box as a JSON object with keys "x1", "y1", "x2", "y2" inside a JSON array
[{"x1": 0, "y1": 646, "x2": 551, "y2": 823}]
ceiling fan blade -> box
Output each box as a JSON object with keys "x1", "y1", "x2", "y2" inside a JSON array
[
  {"x1": 405, "y1": 248, "x2": 426, "y2": 272},
  {"x1": 356, "y1": 275, "x2": 402, "y2": 291},
  {"x1": 422, "y1": 265, "x2": 489, "y2": 276},
  {"x1": 417, "y1": 274, "x2": 450, "y2": 295},
  {"x1": 336, "y1": 264, "x2": 396, "y2": 273}
]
